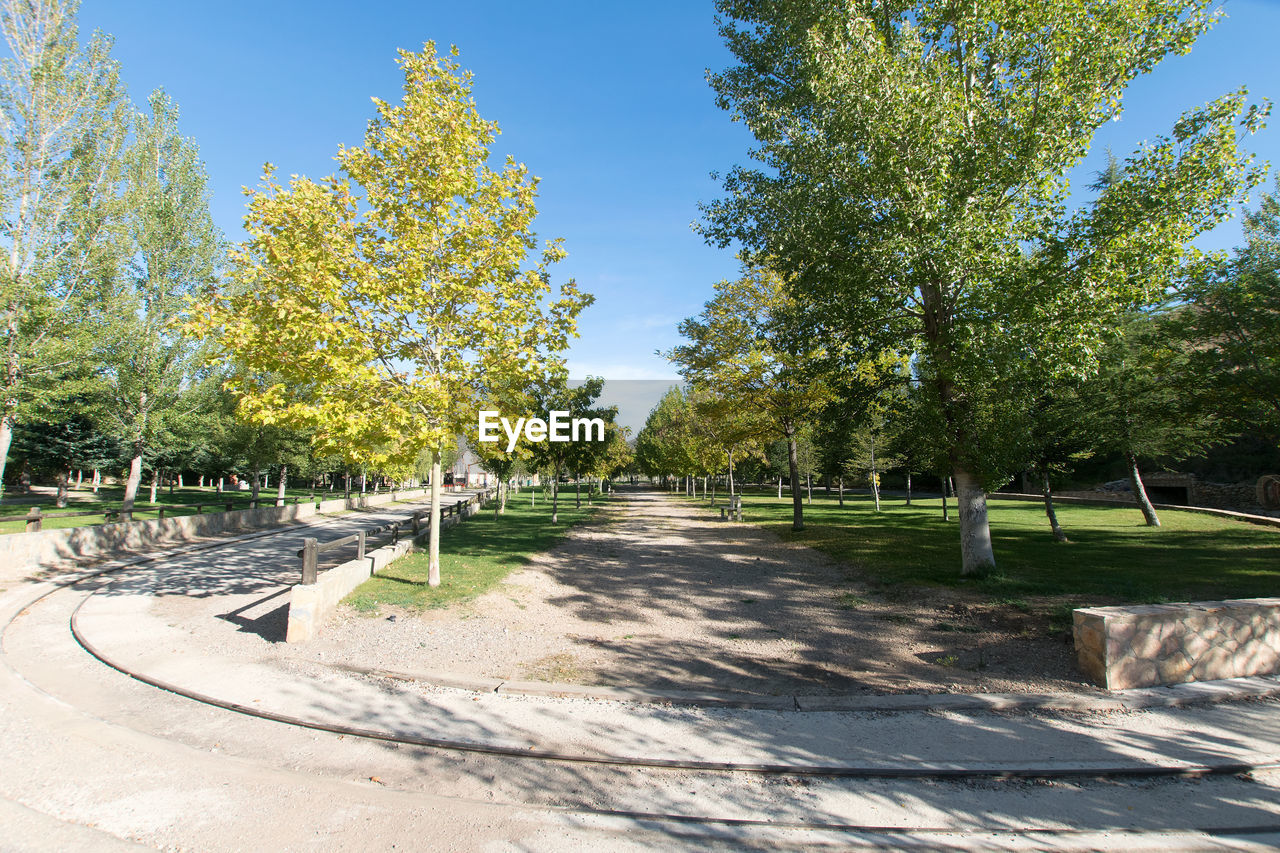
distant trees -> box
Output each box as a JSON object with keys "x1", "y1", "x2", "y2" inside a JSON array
[{"x1": 668, "y1": 265, "x2": 830, "y2": 530}]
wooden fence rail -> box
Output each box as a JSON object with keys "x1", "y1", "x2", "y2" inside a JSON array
[{"x1": 296, "y1": 489, "x2": 494, "y2": 585}]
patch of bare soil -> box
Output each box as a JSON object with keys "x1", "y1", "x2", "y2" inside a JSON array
[{"x1": 308, "y1": 489, "x2": 1089, "y2": 696}]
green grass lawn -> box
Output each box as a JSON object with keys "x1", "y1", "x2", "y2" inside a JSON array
[
  {"x1": 344, "y1": 495, "x2": 600, "y2": 613},
  {"x1": 687, "y1": 489, "x2": 1280, "y2": 605},
  {"x1": 0, "y1": 486, "x2": 328, "y2": 534}
]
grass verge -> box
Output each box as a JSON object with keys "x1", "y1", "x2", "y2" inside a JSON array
[
  {"x1": 684, "y1": 489, "x2": 1280, "y2": 604},
  {"x1": 344, "y1": 495, "x2": 599, "y2": 613}
]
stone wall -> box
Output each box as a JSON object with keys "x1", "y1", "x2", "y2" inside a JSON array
[
  {"x1": 0, "y1": 502, "x2": 318, "y2": 577},
  {"x1": 285, "y1": 491, "x2": 486, "y2": 643},
  {"x1": 1074, "y1": 599, "x2": 1280, "y2": 689},
  {"x1": 0, "y1": 488, "x2": 432, "y2": 578}
]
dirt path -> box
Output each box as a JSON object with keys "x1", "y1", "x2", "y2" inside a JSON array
[{"x1": 311, "y1": 489, "x2": 1084, "y2": 695}]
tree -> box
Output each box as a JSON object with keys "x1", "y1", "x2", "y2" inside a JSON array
[
  {"x1": 192, "y1": 44, "x2": 590, "y2": 585},
  {"x1": 669, "y1": 264, "x2": 830, "y2": 530},
  {"x1": 0, "y1": 0, "x2": 128, "y2": 494},
  {"x1": 635, "y1": 385, "x2": 697, "y2": 487},
  {"x1": 703, "y1": 0, "x2": 1265, "y2": 572},
  {"x1": 1182, "y1": 177, "x2": 1280, "y2": 441},
  {"x1": 526, "y1": 376, "x2": 614, "y2": 523},
  {"x1": 1080, "y1": 311, "x2": 1222, "y2": 526},
  {"x1": 96, "y1": 90, "x2": 220, "y2": 512}
]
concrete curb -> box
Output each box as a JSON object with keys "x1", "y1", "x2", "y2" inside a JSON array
[{"x1": 325, "y1": 660, "x2": 1280, "y2": 713}]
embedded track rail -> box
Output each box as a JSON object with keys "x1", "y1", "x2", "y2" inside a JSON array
[{"x1": 4, "y1": 515, "x2": 1280, "y2": 849}]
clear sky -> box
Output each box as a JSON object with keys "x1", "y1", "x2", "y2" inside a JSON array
[{"x1": 79, "y1": 0, "x2": 1280, "y2": 398}]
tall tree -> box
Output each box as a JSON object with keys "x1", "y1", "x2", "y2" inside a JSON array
[
  {"x1": 1182, "y1": 177, "x2": 1280, "y2": 441},
  {"x1": 193, "y1": 44, "x2": 591, "y2": 584},
  {"x1": 669, "y1": 264, "x2": 831, "y2": 531},
  {"x1": 703, "y1": 0, "x2": 1265, "y2": 573},
  {"x1": 0, "y1": 0, "x2": 127, "y2": 494},
  {"x1": 98, "y1": 90, "x2": 220, "y2": 512}
]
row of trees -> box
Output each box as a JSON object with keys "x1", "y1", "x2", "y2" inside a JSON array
[
  {"x1": 2, "y1": 2, "x2": 620, "y2": 590},
  {"x1": 639, "y1": 0, "x2": 1272, "y2": 574},
  {"x1": 0, "y1": 0, "x2": 235, "y2": 510}
]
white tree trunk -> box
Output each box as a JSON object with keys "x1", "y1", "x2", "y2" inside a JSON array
[
  {"x1": 276, "y1": 464, "x2": 287, "y2": 506},
  {"x1": 1126, "y1": 451, "x2": 1161, "y2": 527},
  {"x1": 0, "y1": 412, "x2": 13, "y2": 498},
  {"x1": 122, "y1": 452, "x2": 143, "y2": 512},
  {"x1": 149, "y1": 468, "x2": 159, "y2": 504},
  {"x1": 428, "y1": 454, "x2": 442, "y2": 586},
  {"x1": 92, "y1": 469, "x2": 100, "y2": 493},
  {"x1": 953, "y1": 467, "x2": 995, "y2": 575}
]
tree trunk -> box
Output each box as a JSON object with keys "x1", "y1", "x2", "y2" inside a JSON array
[
  {"x1": 216, "y1": 476, "x2": 223, "y2": 493},
  {"x1": 787, "y1": 432, "x2": 803, "y2": 531},
  {"x1": 0, "y1": 411, "x2": 12, "y2": 498},
  {"x1": 75, "y1": 469, "x2": 83, "y2": 489},
  {"x1": 728, "y1": 450, "x2": 735, "y2": 497},
  {"x1": 575, "y1": 476, "x2": 581, "y2": 509},
  {"x1": 177, "y1": 473, "x2": 183, "y2": 488},
  {"x1": 276, "y1": 464, "x2": 287, "y2": 506},
  {"x1": 870, "y1": 438, "x2": 880, "y2": 512},
  {"x1": 198, "y1": 474, "x2": 204, "y2": 488},
  {"x1": 250, "y1": 465, "x2": 261, "y2": 502},
  {"x1": 1042, "y1": 471, "x2": 1068, "y2": 542},
  {"x1": 1126, "y1": 450, "x2": 1161, "y2": 527},
  {"x1": 93, "y1": 468, "x2": 101, "y2": 493},
  {"x1": 121, "y1": 449, "x2": 144, "y2": 512},
  {"x1": 941, "y1": 473, "x2": 950, "y2": 522},
  {"x1": 777, "y1": 476, "x2": 782, "y2": 499},
  {"x1": 149, "y1": 468, "x2": 159, "y2": 504},
  {"x1": 838, "y1": 475, "x2": 844, "y2": 507},
  {"x1": 55, "y1": 471, "x2": 68, "y2": 508},
  {"x1": 806, "y1": 472, "x2": 811, "y2": 504},
  {"x1": 428, "y1": 454, "x2": 442, "y2": 586},
  {"x1": 953, "y1": 466, "x2": 996, "y2": 575},
  {"x1": 360, "y1": 471, "x2": 366, "y2": 494},
  {"x1": 906, "y1": 472, "x2": 912, "y2": 506},
  {"x1": 552, "y1": 470, "x2": 560, "y2": 524}
]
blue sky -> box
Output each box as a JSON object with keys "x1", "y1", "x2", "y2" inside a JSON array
[{"x1": 79, "y1": 0, "x2": 1280, "y2": 393}]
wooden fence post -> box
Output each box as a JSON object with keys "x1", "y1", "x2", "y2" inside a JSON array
[{"x1": 301, "y1": 538, "x2": 318, "y2": 584}]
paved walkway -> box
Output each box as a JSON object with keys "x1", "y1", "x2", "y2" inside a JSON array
[{"x1": 4, "y1": 488, "x2": 1280, "y2": 849}]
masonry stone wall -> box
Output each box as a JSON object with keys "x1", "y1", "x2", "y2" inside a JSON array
[
  {"x1": 285, "y1": 491, "x2": 485, "y2": 643},
  {"x1": 1074, "y1": 599, "x2": 1280, "y2": 689}
]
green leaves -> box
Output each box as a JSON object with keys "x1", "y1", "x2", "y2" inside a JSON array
[{"x1": 192, "y1": 42, "x2": 591, "y2": 473}]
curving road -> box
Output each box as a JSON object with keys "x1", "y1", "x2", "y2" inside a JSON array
[{"x1": 3, "y1": 491, "x2": 1280, "y2": 851}]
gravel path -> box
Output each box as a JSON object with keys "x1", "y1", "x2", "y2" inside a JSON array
[{"x1": 306, "y1": 489, "x2": 1086, "y2": 696}]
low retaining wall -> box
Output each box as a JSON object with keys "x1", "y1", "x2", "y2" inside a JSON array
[
  {"x1": 1074, "y1": 599, "x2": 1280, "y2": 689},
  {"x1": 0, "y1": 502, "x2": 318, "y2": 575},
  {"x1": 285, "y1": 492, "x2": 485, "y2": 643},
  {"x1": 0, "y1": 488, "x2": 430, "y2": 576}
]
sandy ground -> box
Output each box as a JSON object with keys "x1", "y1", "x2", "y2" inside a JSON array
[{"x1": 302, "y1": 489, "x2": 1085, "y2": 695}]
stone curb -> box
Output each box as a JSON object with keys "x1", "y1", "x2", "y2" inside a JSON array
[{"x1": 326, "y1": 660, "x2": 1280, "y2": 713}]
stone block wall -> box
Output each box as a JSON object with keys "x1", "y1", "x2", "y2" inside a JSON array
[{"x1": 1074, "y1": 599, "x2": 1280, "y2": 689}]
